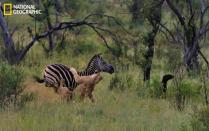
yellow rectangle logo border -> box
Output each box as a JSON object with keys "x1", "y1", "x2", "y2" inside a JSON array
[{"x1": 3, "y1": 3, "x2": 13, "y2": 16}]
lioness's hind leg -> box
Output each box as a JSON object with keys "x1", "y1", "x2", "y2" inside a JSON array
[{"x1": 87, "y1": 90, "x2": 94, "y2": 103}]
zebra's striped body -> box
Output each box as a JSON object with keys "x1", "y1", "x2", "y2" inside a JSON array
[
  {"x1": 44, "y1": 64, "x2": 76, "y2": 90},
  {"x1": 42, "y1": 54, "x2": 114, "y2": 91}
]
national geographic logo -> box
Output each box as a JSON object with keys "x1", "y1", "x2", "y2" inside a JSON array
[
  {"x1": 2, "y1": 2, "x2": 41, "y2": 16},
  {"x1": 3, "y1": 3, "x2": 13, "y2": 16}
]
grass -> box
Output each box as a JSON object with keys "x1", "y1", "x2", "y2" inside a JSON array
[
  {"x1": 0, "y1": 30, "x2": 201, "y2": 130},
  {"x1": 0, "y1": 7, "x2": 208, "y2": 131},
  {"x1": 0, "y1": 74, "x2": 193, "y2": 131}
]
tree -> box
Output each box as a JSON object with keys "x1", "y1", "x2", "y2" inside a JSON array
[
  {"x1": 161, "y1": 0, "x2": 209, "y2": 72},
  {"x1": 29, "y1": 0, "x2": 62, "y2": 54},
  {"x1": 130, "y1": 0, "x2": 144, "y2": 24},
  {"x1": 131, "y1": 0, "x2": 164, "y2": 81},
  {"x1": 143, "y1": 0, "x2": 164, "y2": 81},
  {"x1": 0, "y1": 3, "x2": 122, "y2": 65}
]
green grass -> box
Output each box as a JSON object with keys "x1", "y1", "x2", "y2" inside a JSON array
[
  {"x1": 0, "y1": 5, "x2": 208, "y2": 131},
  {"x1": 0, "y1": 28, "x2": 202, "y2": 130},
  {"x1": 0, "y1": 50, "x2": 205, "y2": 130},
  {"x1": 0, "y1": 75, "x2": 193, "y2": 131}
]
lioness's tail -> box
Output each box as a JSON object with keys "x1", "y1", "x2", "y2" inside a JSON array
[{"x1": 33, "y1": 75, "x2": 45, "y2": 83}]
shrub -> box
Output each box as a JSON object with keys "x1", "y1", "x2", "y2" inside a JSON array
[
  {"x1": 170, "y1": 66, "x2": 201, "y2": 110},
  {"x1": 172, "y1": 82, "x2": 192, "y2": 110},
  {"x1": 136, "y1": 76, "x2": 164, "y2": 98},
  {"x1": 191, "y1": 106, "x2": 209, "y2": 130},
  {"x1": 149, "y1": 76, "x2": 163, "y2": 98},
  {"x1": 0, "y1": 63, "x2": 33, "y2": 109},
  {"x1": 108, "y1": 72, "x2": 137, "y2": 91}
]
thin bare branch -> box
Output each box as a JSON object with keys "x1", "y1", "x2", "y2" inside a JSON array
[
  {"x1": 198, "y1": 50, "x2": 209, "y2": 69},
  {"x1": 159, "y1": 22, "x2": 177, "y2": 42},
  {"x1": 83, "y1": 13, "x2": 136, "y2": 37},
  {"x1": 86, "y1": 24, "x2": 113, "y2": 50},
  {"x1": 17, "y1": 20, "x2": 91, "y2": 62},
  {"x1": 17, "y1": 14, "x2": 125, "y2": 62},
  {"x1": 200, "y1": 0, "x2": 209, "y2": 27},
  {"x1": 10, "y1": 26, "x2": 18, "y2": 37},
  {"x1": 159, "y1": 28, "x2": 172, "y2": 42},
  {"x1": 166, "y1": 0, "x2": 186, "y2": 28}
]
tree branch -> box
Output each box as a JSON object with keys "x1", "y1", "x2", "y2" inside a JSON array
[
  {"x1": 166, "y1": 0, "x2": 186, "y2": 27},
  {"x1": 200, "y1": 0, "x2": 209, "y2": 28},
  {"x1": 10, "y1": 26, "x2": 18, "y2": 37},
  {"x1": 86, "y1": 24, "x2": 113, "y2": 50},
  {"x1": 196, "y1": 21, "x2": 209, "y2": 40},
  {"x1": 198, "y1": 0, "x2": 209, "y2": 39},
  {"x1": 198, "y1": 49, "x2": 209, "y2": 69},
  {"x1": 159, "y1": 22, "x2": 177, "y2": 43},
  {"x1": 17, "y1": 14, "x2": 124, "y2": 63},
  {"x1": 17, "y1": 21, "x2": 91, "y2": 62},
  {"x1": 83, "y1": 13, "x2": 136, "y2": 37}
]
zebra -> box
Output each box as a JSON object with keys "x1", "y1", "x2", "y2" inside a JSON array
[{"x1": 35, "y1": 54, "x2": 114, "y2": 93}]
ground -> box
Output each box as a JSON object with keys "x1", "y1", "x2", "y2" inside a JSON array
[{"x1": 0, "y1": 75, "x2": 192, "y2": 131}]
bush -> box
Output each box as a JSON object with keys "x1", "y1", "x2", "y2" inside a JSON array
[
  {"x1": 136, "y1": 76, "x2": 164, "y2": 98},
  {"x1": 0, "y1": 63, "x2": 33, "y2": 109},
  {"x1": 172, "y1": 82, "x2": 195, "y2": 111},
  {"x1": 149, "y1": 76, "x2": 163, "y2": 98},
  {"x1": 170, "y1": 66, "x2": 201, "y2": 110},
  {"x1": 108, "y1": 72, "x2": 137, "y2": 91},
  {"x1": 191, "y1": 106, "x2": 209, "y2": 130}
]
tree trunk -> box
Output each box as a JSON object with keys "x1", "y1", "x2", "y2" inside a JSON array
[
  {"x1": 130, "y1": 0, "x2": 144, "y2": 24},
  {"x1": 0, "y1": 8, "x2": 17, "y2": 64},
  {"x1": 184, "y1": 24, "x2": 199, "y2": 72},
  {"x1": 143, "y1": 0, "x2": 163, "y2": 81},
  {"x1": 165, "y1": 0, "x2": 202, "y2": 73},
  {"x1": 183, "y1": 43, "x2": 199, "y2": 72},
  {"x1": 44, "y1": 3, "x2": 55, "y2": 53},
  {"x1": 143, "y1": 29, "x2": 157, "y2": 81}
]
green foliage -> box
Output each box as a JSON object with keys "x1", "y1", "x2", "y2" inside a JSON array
[
  {"x1": 164, "y1": 46, "x2": 182, "y2": 72},
  {"x1": 55, "y1": 39, "x2": 69, "y2": 53},
  {"x1": 0, "y1": 63, "x2": 33, "y2": 109},
  {"x1": 72, "y1": 41, "x2": 98, "y2": 56},
  {"x1": 134, "y1": 43, "x2": 146, "y2": 70},
  {"x1": 179, "y1": 80, "x2": 200, "y2": 99},
  {"x1": 64, "y1": 0, "x2": 91, "y2": 17},
  {"x1": 0, "y1": 63, "x2": 24, "y2": 108},
  {"x1": 0, "y1": 96, "x2": 192, "y2": 130},
  {"x1": 149, "y1": 76, "x2": 163, "y2": 98},
  {"x1": 108, "y1": 72, "x2": 137, "y2": 91},
  {"x1": 1, "y1": 0, "x2": 209, "y2": 130},
  {"x1": 191, "y1": 106, "x2": 209, "y2": 131},
  {"x1": 169, "y1": 67, "x2": 201, "y2": 110}
]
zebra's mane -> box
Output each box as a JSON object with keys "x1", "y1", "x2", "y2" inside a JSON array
[
  {"x1": 85, "y1": 54, "x2": 101, "y2": 70},
  {"x1": 77, "y1": 54, "x2": 101, "y2": 76}
]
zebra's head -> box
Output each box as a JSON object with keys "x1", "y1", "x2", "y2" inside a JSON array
[{"x1": 86, "y1": 54, "x2": 114, "y2": 74}]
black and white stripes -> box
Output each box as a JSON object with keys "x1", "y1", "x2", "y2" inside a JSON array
[
  {"x1": 42, "y1": 54, "x2": 114, "y2": 91},
  {"x1": 44, "y1": 64, "x2": 76, "y2": 89}
]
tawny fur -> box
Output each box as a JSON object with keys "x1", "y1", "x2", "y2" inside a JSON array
[
  {"x1": 70, "y1": 68, "x2": 102, "y2": 102},
  {"x1": 57, "y1": 79, "x2": 73, "y2": 101}
]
